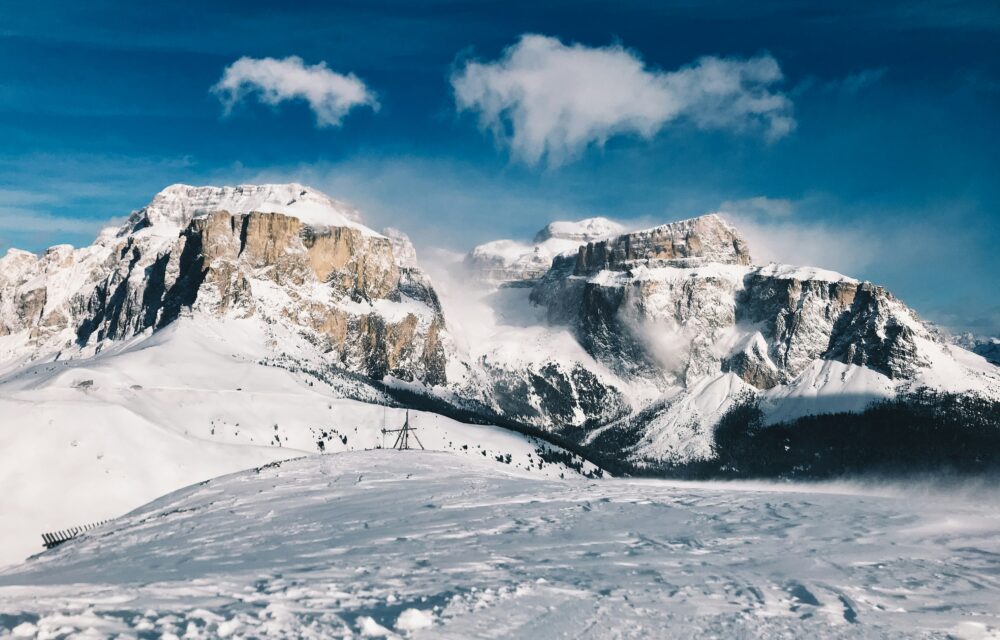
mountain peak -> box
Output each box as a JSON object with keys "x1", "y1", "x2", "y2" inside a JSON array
[
  {"x1": 574, "y1": 212, "x2": 752, "y2": 272},
  {"x1": 533, "y1": 217, "x2": 626, "y2": 243},
  {"x1": 122, "y1": 183, "x2": 367, "y2": 237}
]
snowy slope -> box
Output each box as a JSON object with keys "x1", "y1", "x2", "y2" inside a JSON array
[
  {"x1": 2, "y1": 451, "x2": 999, "y2": 638},
  {"x1": 0, "y1": 317, "x2": 598, "y2": 567}
]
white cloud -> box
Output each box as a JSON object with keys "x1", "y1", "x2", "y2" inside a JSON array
[
  {"x1": 212, "y1": 56, "x2": 377, "y2": 127},
  {"x1": 451, "y1": 34, "x2": 795, "y2": 166}
]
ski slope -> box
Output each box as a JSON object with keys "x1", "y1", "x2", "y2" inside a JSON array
[
  {"x1": 1, "y1": 451, "x2": 999, "y2": 638},
  {"x1": 0, "y1": 318, "x2": 598, "y2": 567}
]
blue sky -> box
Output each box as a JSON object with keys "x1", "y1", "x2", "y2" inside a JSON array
[{"x1": 2, "y1": 0, "x2": 999, "y2": 334}]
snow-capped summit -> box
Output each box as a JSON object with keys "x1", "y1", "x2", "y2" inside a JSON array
[
  {"x1": 533, "y1": 216, "x2": 625, "y2": 243},
  {"x1": 465, "y1": 215, "x2": 626, "y2": 284},
  {"x1": 0, "y1": 183, "x2": 446, "y2": 384},
  {"x1": 121, "y1": 183, "x2": 369, "y2": 237}
]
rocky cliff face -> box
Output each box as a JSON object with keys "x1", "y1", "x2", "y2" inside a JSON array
[
  {"x1": 522, "y1": 213, "x2": 993, "y2": 463},
  {"x1": 531, "y1": 215, "x2": 935, "y2": 393},
  {"x1": 0, "y1": 184, "x2": 447, "y2": 385},
  {"x1": 573, "y1": 214, "x2": 751, "y2": 274}
]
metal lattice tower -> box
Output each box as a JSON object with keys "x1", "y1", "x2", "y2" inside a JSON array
[{"x1": 380, "y1": 410, "x2": 424, "y2": 450}]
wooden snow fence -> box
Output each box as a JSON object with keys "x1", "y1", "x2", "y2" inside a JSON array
[{"x1": 41, "y1": 520, "x2": 110, "y2": 549}]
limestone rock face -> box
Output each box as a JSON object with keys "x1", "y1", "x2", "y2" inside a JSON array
[
  {"x1": 0, "y1": 185, "x2": 447, "y2": 386},
  {"x1": 721, "y1": 333, "x2": 782, "y2": 390},
  {"x1": 382, "y1": 227, "x2": 420, "y2": 269},
  {"x1": 574, "y1": 214, "x2": 751, "y2": 274},
  {"x1": 533, "y1": 214, "x2": 936, "y2": 390},
  {"x1": 3, "y1": 189, "x2": 995, "y2": 469}
]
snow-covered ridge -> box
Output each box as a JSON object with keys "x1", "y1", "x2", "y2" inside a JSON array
[
  {"x1": 754, "y1": 263, "x2": 857, "y2": 284},
  {"x1": 533, "y1": 216, "x2": 625, "y2": 243},
  {"x1": 0, "y1": 317, "x2": 597, "y2": 565},
  {"x1": 0, "y1": 183, "x2": 446, "y2": 385},
  {"x1": 121, "y1": 183, "x2": 373, "y2": 237},
  {"x1": 3, "y1": 180, "x2": 1000, "y2": 537},
  {"x1": 465, "y1": 216, "x2": 625, "y2": 284}
]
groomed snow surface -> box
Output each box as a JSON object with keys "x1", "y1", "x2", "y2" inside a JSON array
[{"x1": 2, "y1": 451, "x2": 1000, "y2": 638}]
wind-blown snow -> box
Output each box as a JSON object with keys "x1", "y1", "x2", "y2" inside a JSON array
[
  {"x1": 1, "y1": 451, "x2": 998, "y2": 638},
  {"x1": 533, "y1": 216, "x2": 625, "y2": 243},
  {"x1": 754, "y1": 262, "x2": 858, "y2": 284}
]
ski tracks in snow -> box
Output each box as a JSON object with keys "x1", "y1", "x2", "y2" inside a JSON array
[{"x1": 1, "y1": 451, "x2": 1000, "y2": 638}]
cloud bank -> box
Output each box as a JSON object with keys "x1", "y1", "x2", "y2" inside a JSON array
[
  {"x1": 452, "y1": 34, "x2": 795, "y2": 166},
  {"x1": 212, "y1": 56, "x2": 377, "y2": 127}
]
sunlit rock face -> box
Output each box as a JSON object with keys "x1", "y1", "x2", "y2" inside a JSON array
[
  {"x1": 0, "y1": 184, "x2": 448, "y2": 386},
  {"x1": 573, "y1": 213, "x2": 751, "y2": 274},
  {"x1": 533, "y1": 214, "x2": 935, "y2": 390},
  {"x1": 521, "y1": 212, "x2": 989, "y2": 465}
]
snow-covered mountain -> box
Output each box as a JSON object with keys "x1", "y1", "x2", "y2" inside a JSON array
[
  {"x1": 2, "y1": 183, "x2": 999, "y2": 561},
  {"x1": 463, "y1": 216, "x2": 625, "y2": 284},
  {"x1": 952, "y1": 332, "x2": 1000, "y2": 366},
  {"x1": 526, "y1": 213, "x2": 999, "y2": 462},
  {"x1": 0, "y1": 183, "x2": 447, "y2": 384},
  {"x1": 0, "y1": 184, "x2": 596, "y2": 564}
]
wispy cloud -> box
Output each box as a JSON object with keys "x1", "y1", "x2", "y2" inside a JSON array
[
  {"x1": 795, "y1": 67, "x2": 888, "y2": 97},
  {"x1": 212, "y1": 56, "x2": 378, "y2": 127},
  {"x1": 728, "y1": 215, "x2": 882, "y2": 275},
  {"x1": 836, "y1": 68, "x2": 888, "y2": 94},
  {"x1": 451, "y1": 34, "x2": 795, "y2": 166}
]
